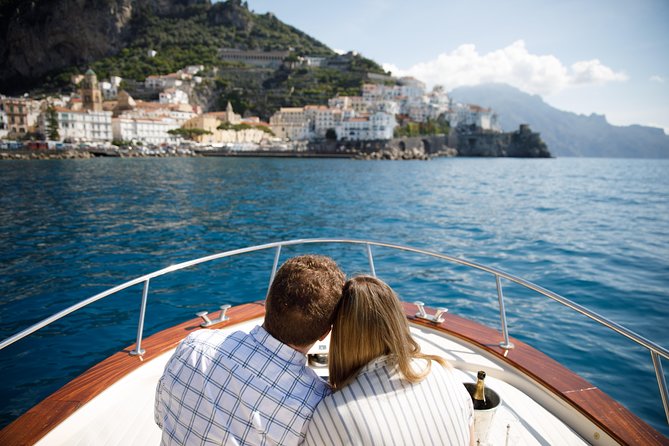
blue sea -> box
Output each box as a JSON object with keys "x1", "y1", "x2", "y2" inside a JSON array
[{"x1": 0, "y1": 156, "x2": 668, "y2": 436}]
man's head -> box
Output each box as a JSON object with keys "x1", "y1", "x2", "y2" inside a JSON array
[{"x1": 264, "y1": 255, "x2": 345, "y2": 348}]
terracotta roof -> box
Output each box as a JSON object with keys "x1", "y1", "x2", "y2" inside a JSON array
[
  {"x1": 206, "y1": 111, "x2": 232, "y2": 118},
  {"x1": 245, "y1": 121, "x2": 270, "y2": 127}
]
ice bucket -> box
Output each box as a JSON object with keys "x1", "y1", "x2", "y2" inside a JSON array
[{"x1": 463, "y1": 382, "x2": 502, "y2": 445}]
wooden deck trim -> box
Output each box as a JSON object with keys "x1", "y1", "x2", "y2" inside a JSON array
[
  {"x1": 1, "y1": 301, "x2": 666, "y2": 446},
  {"x1": 0, "y1": 302, "x2": 266, "y2": 446},
  {"x1": 402, "y1": 302, "x2": 669, "y2": 446}
]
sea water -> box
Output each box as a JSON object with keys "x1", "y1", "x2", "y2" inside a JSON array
[{"x1": 0, "y1": 156, "x2": 667, "y2": 436}]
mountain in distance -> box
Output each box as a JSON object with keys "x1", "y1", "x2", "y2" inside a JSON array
[{"x1": 449, "y1": 84, "x2": 669, "y2": 158}]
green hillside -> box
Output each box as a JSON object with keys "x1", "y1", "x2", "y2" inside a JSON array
[
  {"x1": 88, "y1": 2, "x2": 336, "y2": 82},
  {"x1": 0, "y1": 0, "x2": 387, "y2": 119}
]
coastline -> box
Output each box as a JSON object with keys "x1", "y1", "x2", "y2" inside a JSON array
[
  {"x1": 0, "y1": 148, "x2": 448, "y2": 161},
  {"x1": 0, "y1": 148, "x2": 199, "y2": 160},
  {"x1": 0, "y1": 130, "x2": 550, "y2": 160},
  {"x1": 0, "y1": 148, "x2": 354, "y2": 160}
]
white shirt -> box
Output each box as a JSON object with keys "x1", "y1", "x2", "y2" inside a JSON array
[
  {"x1": 304, "y1": 355, "x2": 473, "y2": 446},
  {"x1": 155, "y1": 326, "x2": 330, "y2": 446}
]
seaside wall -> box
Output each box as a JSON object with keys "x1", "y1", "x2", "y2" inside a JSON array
[{"x1": 307, "y1": 135, "x2": 453, "y2": 155}]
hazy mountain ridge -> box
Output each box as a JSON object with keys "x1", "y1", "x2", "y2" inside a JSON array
[{"x1": 449, "y1": 84, "x2": 669, "y2": 158}]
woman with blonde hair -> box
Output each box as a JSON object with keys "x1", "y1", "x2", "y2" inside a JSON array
[{"x1": 304, "y1": 275, "x2": 474, "y2": 445}]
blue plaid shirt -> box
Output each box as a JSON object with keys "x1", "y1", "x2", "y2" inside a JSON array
[{"x1": 155, "y1": 325, "x2": 331, "y2": 446}]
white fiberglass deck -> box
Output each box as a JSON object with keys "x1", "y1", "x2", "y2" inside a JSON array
[{"x1": 37, "y1": 317, "x2": 591, "y2": 446}]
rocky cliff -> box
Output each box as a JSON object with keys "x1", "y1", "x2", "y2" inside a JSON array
[
  {"x1": 450, "y1": 124, "x2": 551, "y2": 158},
  {"x1": 0, "y1": 0, "x2": 226, "y2": 90}
]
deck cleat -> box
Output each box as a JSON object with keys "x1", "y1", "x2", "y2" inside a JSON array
[
  {"x1": 414, "y1": 301, "x2": 447, "y2": 323},
  {"x1": 196, "y1": 305, "x2": 231, "y2": 327}
]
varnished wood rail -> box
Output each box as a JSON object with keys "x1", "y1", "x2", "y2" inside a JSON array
[
  {"x1": 0, "y1": 302, "x2": 266, "y2": 446},
  {"x1": 402, "y1": 302, "x2": 669, "y2": 446},
  {"x1": 1, "y1": 301, "x2": 667, "y2": 446}
]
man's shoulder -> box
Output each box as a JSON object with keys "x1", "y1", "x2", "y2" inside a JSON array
[{"x1": 180, "y1": 328, "x2": 249, "y2": 353}]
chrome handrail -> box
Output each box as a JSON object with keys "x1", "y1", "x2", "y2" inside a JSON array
[{"x1": 1, "y1": 238, "x2": 667, "y2": 424}]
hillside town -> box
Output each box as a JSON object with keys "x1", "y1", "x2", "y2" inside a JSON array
[{"x1": 0, "y1": 50, "x2": 503, "y2": 156}]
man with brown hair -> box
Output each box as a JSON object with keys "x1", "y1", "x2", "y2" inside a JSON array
[{"x1": 155, "y1": 255, "x2": 345, "y2": 446}]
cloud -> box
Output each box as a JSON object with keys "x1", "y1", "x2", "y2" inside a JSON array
[
  {"x1": 650, "y1": 75, "x2": 665, "y2": 83},
  {"x1": 383, "y1": 40, "x2": 628, "y2": 95}
]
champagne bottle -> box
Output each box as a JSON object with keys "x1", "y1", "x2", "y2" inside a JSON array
[{"x1": 472, "y1": 370, "x2": 487, "y2": 410}]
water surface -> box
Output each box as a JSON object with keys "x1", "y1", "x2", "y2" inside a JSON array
[{"x1": 0, "y1": 157, "x2": 667, "y2": 435}]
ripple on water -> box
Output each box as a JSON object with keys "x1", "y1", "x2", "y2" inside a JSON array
[{"x1": 0, "y1": 157, "x2": 667, "y2": 435}]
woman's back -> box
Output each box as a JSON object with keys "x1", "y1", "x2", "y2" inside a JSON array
[{"x1": 305, "y1": 356, "x2": 473, "y2": 446}]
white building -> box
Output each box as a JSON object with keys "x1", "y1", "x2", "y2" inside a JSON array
[
  {"x1": 367, "y1": 100, "x2": 399, "y2": 116},
  {"x1": 328, "y1": 96, "x2": 368, "y2": 113},
  {"x1": 159, "y1": 88, "x2": 190, "y2": 105},
  {"x1": 112, "y1": 85, "x2": 194, "y2": 145},
  {"x1": 405, "y1": 102, "x2": 430, "y2": 123},
  {"x1": 144, "y1": 74, "x2": 184, "y2": 90},
  {"x1": 336, "y1": 111, "x2": 395, "y2": 141},
  {"x1": 50, "y1": 107, "x2": 113, "y2": 142},
  {"x1": 362, "y1": 77, "x2": 449, "y2": 122},
  {"x1": 447, "y1": 103, "x2": 501, "y2": 131},
  {"x1": 269, "y1": 107, "x2": 311, "y2": 141},
  {"x1": 114, "y1": 92, "x2": 198, "y2": 124},
  {"x1": 112, "y1": 116, "x2": 181, "y2": 145},
  {"x1": 398, "y1": 77, "x2": 427, "y2": 100},
  {"x1": 362, "y1": 83, "x2": 403, "y2": 102},
  {"x1": 302, "y1": 56, "x2": 325, "y2": 67},
  {"x1": 100, "y1": 76, "x2": 123, "y2": 100},
  {"x1": 428, "y1": 86, "x2": 450, "y2": 115},
  {"x1": 134, "y1": 102, "x2": 198, "y2": 123},
  {"x1": 181, "y1": 65, "x2": 204, "y2": 76},
  {"x1": 304, "y1": 105, "x2": 352, "y2": 138}
]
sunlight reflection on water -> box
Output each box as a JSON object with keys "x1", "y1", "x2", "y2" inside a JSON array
[{"x1": 0, "y1": 156, "x2": 667, "y2": 434}]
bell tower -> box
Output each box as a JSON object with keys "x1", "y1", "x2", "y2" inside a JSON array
[{"x1": 81, "y1": 69, "x2": 103, "y2": 112}]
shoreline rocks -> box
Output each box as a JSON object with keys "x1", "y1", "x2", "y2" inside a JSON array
[
  {"x1": 0, "y1": 150, "x2": 94, "y2": 160},
  {"x1": 0, "y1": 148, "x2": 199, "y2": 160}
]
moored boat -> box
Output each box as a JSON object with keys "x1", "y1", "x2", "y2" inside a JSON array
[{"x1": 1, "y1": 239, "x2": 668, "y2": 445}]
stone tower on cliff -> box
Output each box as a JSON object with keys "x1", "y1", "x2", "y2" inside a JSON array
[{"x1": 81, "y1": 69, "x2": 103, "y2": 112}]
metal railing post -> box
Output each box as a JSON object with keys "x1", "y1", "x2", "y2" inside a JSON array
[
  {"x1": 366, "y1": 243, "x2": 377, "y2": 277},
  {"x1": 651, "y1": 351, "x2": 669, "y2": 424},
  {"x1": 266, "y1": 245, "x2": 282, "y2": 298},
  {"x1": 496, "y1": 275, "x2": 514, "y2": 350},
  {"x1": 3, "y1": 238, "x2": 669, "y2": 426},
  {"x1": 130, "y1": 279, "x2": 150, "y2": 356}
]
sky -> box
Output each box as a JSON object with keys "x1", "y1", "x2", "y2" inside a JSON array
[{"x1": 240, "y1": 0, "x2": 669, "y2": 133}]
